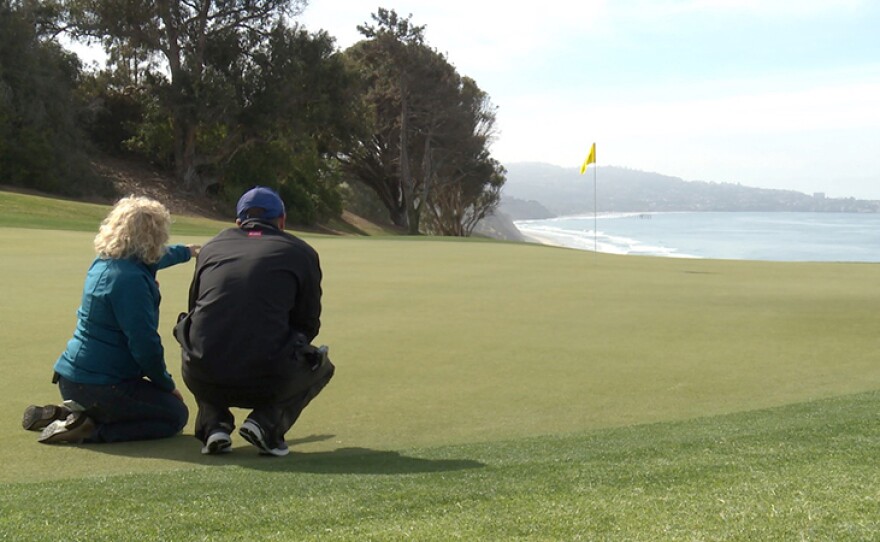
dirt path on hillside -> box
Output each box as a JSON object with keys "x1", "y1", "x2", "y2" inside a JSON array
[{"x1": 91, "y1": 155, "x2": 227, "y2": 219}]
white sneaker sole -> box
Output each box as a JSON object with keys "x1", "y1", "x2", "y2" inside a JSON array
[
  {"x1": 239, "y1": 420, "x2": 289, "y2": 457},
  {"x1": 201, "y1": 431, "x2": 232, "y2": 455}
]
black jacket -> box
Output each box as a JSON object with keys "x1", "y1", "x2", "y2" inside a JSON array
[{"x1": 174, "y1": 220, "x2": 322, "y2": 385}]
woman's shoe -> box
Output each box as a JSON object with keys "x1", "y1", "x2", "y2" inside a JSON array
[
  {"x1": 21, "y1": 404, "x2": 71, "y2": 431},
  {"x1": 38, "y1": 413, "x2": 96, "y2": 444}
]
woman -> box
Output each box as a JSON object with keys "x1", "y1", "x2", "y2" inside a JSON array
[{"x1": 23, "y1": 196, "x2": 199, "y2": 444}]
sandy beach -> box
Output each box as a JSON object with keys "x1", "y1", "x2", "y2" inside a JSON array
[{"x1": 521, "y1": 231, "x2": 569, "y2": 249}]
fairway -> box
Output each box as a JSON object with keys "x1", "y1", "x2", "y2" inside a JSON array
[{"x1": 2, "y1": 194, "x2": 880, "y2": 540}]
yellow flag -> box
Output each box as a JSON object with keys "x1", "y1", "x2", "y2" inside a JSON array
[{"x1": 580, "y1": 143, "x2": 596, "y2": 175}]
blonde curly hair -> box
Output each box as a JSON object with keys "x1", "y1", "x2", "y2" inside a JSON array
[{"x1": 94, "y1": 196, "x2": 171, "y2": 264}]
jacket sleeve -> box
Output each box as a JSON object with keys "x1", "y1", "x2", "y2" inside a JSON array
[
  {"x1": 291, "y1": 247, "x2": 322, "y2": 342},
  {"x1": 110, "y1": 270, "x2": 176, "y2": 391},
  {"x1": 155, "y1": 244, "x2": 192, "y2": 271},
  {"x1": 186, "y1": 249, "x2": 203, "y2": 312}
]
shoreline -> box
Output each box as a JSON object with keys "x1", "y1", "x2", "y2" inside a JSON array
[
  {"x1": 513, "y1": 212, "x2": 880, "y2": 262},
  {"x1": 520, "y1": 231, "x2": 573, "y2": 250}
]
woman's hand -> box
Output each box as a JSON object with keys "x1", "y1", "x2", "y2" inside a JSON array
[{"x1": 187, "y1": 244, "x2": 201, "y2": 258}]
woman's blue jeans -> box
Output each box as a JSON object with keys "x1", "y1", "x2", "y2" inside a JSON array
[{"x1": 58, "y1": 376, "x2": 188, "y2": 443}]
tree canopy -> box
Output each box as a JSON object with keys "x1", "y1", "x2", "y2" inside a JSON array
[
  {"x1": 64, "y1": 0, "x2": 307, "y2": 190},
  {"x1": 1, "y1": 3, "x2": 505, "y2": 233},
  {"x1": 342, "y1": 9, "x2": 505, "y2": 235},
  {"x1": 0, "y1": 0, "x2": 105, "y2": 195}
]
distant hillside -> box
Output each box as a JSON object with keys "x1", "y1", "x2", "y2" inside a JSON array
[
  {"x1": 497, "y1": 197, "x2": 554, "y2": 221},
  {"x1": 500, "y1": 162, "x2": 880, "y2": 219}
]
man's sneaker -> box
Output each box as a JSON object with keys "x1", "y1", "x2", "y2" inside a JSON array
[
  {"x1": 201, "y1": 430, "x2": 232, "y2": 455},
  {"x1": 38, "y1": 412, "x2": 96, "y2": 444},
  {"x1": 22, "y1": 404, "x2": 71, "y2": 431},
  {"x1": 239, "y1": 419, "x2": 289, "y2": 457}
]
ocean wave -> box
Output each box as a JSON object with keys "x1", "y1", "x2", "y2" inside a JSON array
[
  {"x1": 514, "y1": 212, "x2": 880, "y2": 262},
  {"x1": 515, "y1": 222, "x2": 699, "y2": 258}
]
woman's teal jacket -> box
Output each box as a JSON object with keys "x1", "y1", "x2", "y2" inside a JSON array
[{"x1": 53, "y1": 245, "x2": 191, "y2": 391}]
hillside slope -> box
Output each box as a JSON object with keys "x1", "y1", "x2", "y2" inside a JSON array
[
  {"x1": 84, "y1": 154, "x2": 399, "y2": 236},
  {"x1": 86, "y1": 154, "x2": 523, "y2": 239},
  {"x1": 90, "y1": 155, "x2": 227, "y2": 219},
  {"x1": 501, "y1": 162, "x2": 880, "y2": 218}
]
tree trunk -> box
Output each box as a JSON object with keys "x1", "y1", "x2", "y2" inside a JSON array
[
  {"x1": 388, "y1": 205, "x2": 408, "y2": 228},
  {"x1": 173, "y1": 115, "x2": 201, "y2": 192},
  {"x1": 398, "y1": 82, "x2": 422, "y2": 235},
  {"x1": 412, "y1": 131, "x2": 434, "y2": 234}
]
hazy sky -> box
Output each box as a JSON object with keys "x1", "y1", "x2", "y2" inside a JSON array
[{"x1": 299, "y1": 0, "x2": 880, "y2": 199}]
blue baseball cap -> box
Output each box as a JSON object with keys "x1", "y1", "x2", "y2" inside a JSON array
[{"x1": 236, "y1": 186, "x2": 286, "y2": 220}]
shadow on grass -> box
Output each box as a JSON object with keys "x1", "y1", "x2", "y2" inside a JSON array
[{"x1": 82, "y1": 433, "x2": 485, "y2": 475}]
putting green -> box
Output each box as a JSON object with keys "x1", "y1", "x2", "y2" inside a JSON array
[{"x1": 3, "y1": 222, "x2": 880, "y2": 484}]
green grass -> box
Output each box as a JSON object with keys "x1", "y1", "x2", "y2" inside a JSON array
[
  {"x1": 2, "y1": 190, "x2": 879, "y2": 540},
  {"x1": 1, "y1": 393, "x2": 877, "y2": 540},
  {"x1": 0, "y1": 190, "x2": 228, "y2": 236}
]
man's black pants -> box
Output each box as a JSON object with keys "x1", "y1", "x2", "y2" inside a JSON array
[{"x1": 184, "y1": 355, "x2": 334, "y2": 446}]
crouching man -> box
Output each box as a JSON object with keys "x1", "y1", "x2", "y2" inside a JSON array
[{"x1": 174, "y1": 186, "x2": 334, "y2": 456}]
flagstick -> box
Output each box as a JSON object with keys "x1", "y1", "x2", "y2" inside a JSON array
[{"x1": 593, "y1": 162, "x2": 597, "y2": 253}]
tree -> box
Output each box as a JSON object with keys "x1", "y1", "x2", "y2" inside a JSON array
[
  {"x1": 63, "y1": 0, "x2": 307, "y2": 192},
  {"x1": 0, "y1": 0, "x2": 103, "y2": 195},
  {"x1": 342, "y1": 8, "x2": 426, "y2": 231},
  {"x1": 418, "y1": 75, "x2": 504, "y2": 236},
  {"x1": 211, "y1": 24, "x2": 366, "y2": 223},
  {"x1": 343, "y1": 8, "x2": 505, "y2": 235},
  {"x1": 425, "y1": 154, "x2": 505, "y2": 236}
]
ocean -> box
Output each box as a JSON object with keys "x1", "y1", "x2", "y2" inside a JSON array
[{"x1": 514, "y1": 212, "x2": 880, "y2": 262}]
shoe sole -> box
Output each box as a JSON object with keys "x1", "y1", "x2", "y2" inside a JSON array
[
  {"x1": 38, "y1": 414, "x2": 95, "y2": 444},
  {"x1": 201, "y1": 434, "x2": 232, "y2": 455},
  {"x1": 22, "y1": 405, "x2": 69, "y2": 431},
  {"x1": 240, "y1": 422, "x2": 289, "y2": 457}
]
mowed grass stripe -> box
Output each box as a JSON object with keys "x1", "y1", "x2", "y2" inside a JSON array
[
  {"x1": 1, "y1": 391, "x2": 877, "y2": 541},
  {"x1": 0, "y1": 189, "x2": 228, "y2": 235}
]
